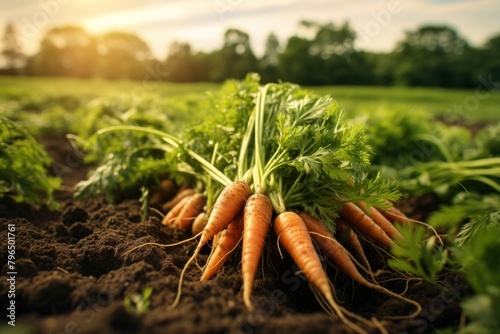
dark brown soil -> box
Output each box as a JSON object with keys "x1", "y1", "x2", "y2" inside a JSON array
[{"x1": 0, "y1": 134, "x2": 469, "y2": 334}]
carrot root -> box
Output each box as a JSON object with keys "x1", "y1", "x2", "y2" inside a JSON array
[
  {"x1": 175, "y1": 193, "x2": 206, "y2": 229},
  {"x1": 300, "y1": 212, "x2": 421, "y2": 320},
  {"x1": 358, "y1": 202, "x2": 403, "y2": 240},
  {"x1": 162, "y1": 188, "x2": 195, "y2": 212},
  {"x1": 242, "y1": 193, "x2": 273, "y2": 310},
  {"x1": 169, "y1": 181, "x2": 252, "y2": 310},
  {"x1": 191, "y1": 212, "x2": 208, "y2": 236},
  {"x1": 340, "y1": 202, "x2": 393, "y2": 248},
  {"x1": 162, "y1": 195, "x2": 191, "y2": 226},
  {"x1": 275, "y1": 212, "x2": 367, "y2": 333},
  {"x1": 201, "y1": 212, "x2": 244, "y2": 281}
]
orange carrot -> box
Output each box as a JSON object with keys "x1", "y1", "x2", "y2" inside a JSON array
[
  {"x1": 149, "y1": 179, "x2": 176, "y2": 206},
  {"x1": 340, "y1": 202, "x2": 393, "y2": 248},
  {"x1": 378, "y1": 201, "x2": 411, "y2": 225},
  {"x1": 170, "y1": 181, "x2": 252, "y2": 309},
  {"x1": 191, "y1": 212, "x2": 207, "y2": 236},
  {"x1": 274, "y1": 212, "x2": 369, "y2": 331},
  {"x1": 300, "y1": 212, "x2": 370, "y2": 286},
  {"x1": 241, "y1": 193, "x2": 274, "y2": 310},
  {"x1": 274, "y1": 212, "x2": 335, "y2": 305},
  {"x1": 335, "y1": 218, "x2": 372, "y2": 275},
  {"x1": 200, "y1": 212, "x2": 244, "y2": 281},
  {"x1": 162, "y1": 188, "x2": 195, "y2": 212},
  {"x1": 358, "y1": 202, "x2": 403, "y2": 240},
  {"x1": 197, "y1": 181, "x2": 251, "y2": 249},
  {"x1": 162, "y1": 194, "x2": 191, "y2": 226},
  {"x1": 174, "y1": 193, "x2": 206, "y2": 230},
  {"x1": 299, "y1": 212, "x2": 422, "y2": 320}
]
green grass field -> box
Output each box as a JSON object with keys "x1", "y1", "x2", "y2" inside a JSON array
[
  {"x1": 314, "y1": 85, "x2": 500, "y2": 122},
  {"x1": 1, "y1": 76, "x2": 498, "y2": 136}
]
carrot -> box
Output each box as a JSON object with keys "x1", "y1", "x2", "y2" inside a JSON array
[
  {"x1": 162, "y1": 188, "x2": 195, "y2": 212},
  {"x1": 162, "y1": 194, "x2": 192, "y2": 226},
  {"x1": 241, "y1": 193, "x2": 273, "y2": 310},
  {"x1": 149, "y1": 179, "x2": 177, "y2": 206},
  {"x1": 274, "y1": 212, "x2": 367, "y2": 333},
  {"x1": 340, "y1": 202, "x2": 393, "y2": 248},
  {"x1": 299, "y1": 212, "x2": 422, "y2": 320},
  {"x1": 274, "y1": 212, "x2": 335, "y2": 305},
  {"x1": 200, "y1": 212, "x2": 244, "y2": 281},
  {"x1": 378, "y1": 201, "x2": 411, "y2": 225},
  {"x1": 170, "y1": 181, "x2": 252, "y2": 309},
  {"x1": 358, "y1": 202, "x2": 403, "y2": 241},
  {"x1": 335, "y1": 218, "x2": 372, "y2": 277},
  {"x1": 300, "y1": 212, "x2": 372, "y2": 286},
  {"x1": 191, "y1": 212, "x2": 208, "y2": 236},
  {"x1": 174, "y1": 193, "x2": 206, "y2": 230}
]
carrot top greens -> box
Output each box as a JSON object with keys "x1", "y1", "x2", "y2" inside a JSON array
[{"x1": 77, "y1": 74, "x2": 400, "y2": 230}]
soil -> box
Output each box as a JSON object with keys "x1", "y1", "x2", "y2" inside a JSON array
[{"x1": 0, "y1": 134, "x2": 470, "y2": 334}]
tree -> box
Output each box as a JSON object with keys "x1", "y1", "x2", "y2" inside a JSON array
[
  {"x1": 279, "y1": 21, "x2": 371, "y2": 85},
  {"x1": 35, "y1": 25, "x2": 97, "y2": 78},
  {"x1": 278, "y1": 35, "x2": 318, "y2": 85},
  {"x1": 209, "y1": 28, "x2": 258, "y2": 81},
  {"x1": 163, "y1": 41, "x2": 201, "y2": 82},
  {"x1": 96, "y1": 31, "x2": 153, "y2": 80},
  {"x1": 479, "y1": 33, "x2": 500, "y2": 82},
  {"x1": 1, "y1": 23, "x2": 24, "y2": 74},
  {"x1": 392, "y1": 25, "x2": 473, "y2": 87},
  {"x1": 259, "y1": 33, "x2": 280, "y2": 83}
]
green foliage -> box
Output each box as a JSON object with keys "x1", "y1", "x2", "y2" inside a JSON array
[
  {"x1": 124, "y1": 286, "x2": 153, "y2": 314},
  {"x1": 428, "y1": 192, "x2": 499, "y2": 231},
  {"x1": 0, "y1": 117, "x2": 60, "y2": 209},
  {"x1": 454, "y1": 226, "x2": 500, "y2": 334},
  {"x1": 460, "y1": 289, "x2": 500, "y2": 334},
  {"x1": 455, "y1": 203, "x2": 500, "y2": 247},
  {"x1": 349, "y1": 106, "x2": 435, "y2": 167},
  {"x1": 278, "y1": 21, "x2": 371, "y2": 85},
  {"x1": 181, "y1": 73, "x2": 261, "y2": 182},
  {"x1": 0, "y1": 76, "x2": 216, "y2": 137},
  {"x1": 388, "y1": 224, "x2": 448, "y2": 283}
]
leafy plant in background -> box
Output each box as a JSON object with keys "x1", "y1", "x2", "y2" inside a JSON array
[
  {"x1": 124, "y1": 286, "x2": 153, "y2": 314},
  {"x1": 355, "y1": 108, "x2": 500, "y2": 333},
  {"x1": 454, "y1": 220, "x2": 500, "y2": 334},
  {"x1": 70, "y1": 94, "x2": 207, "y2": 204},
  {"x1": 388, "y1": 224, "x2": 448, "y2": 284},
  {"x1": 0, "y1": 116, "x2": 60, "y2": 209}
]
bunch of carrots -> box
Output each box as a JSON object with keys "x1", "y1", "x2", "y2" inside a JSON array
[{"x1": 103, "y1": 75, "x2": 423, "y2": 333}]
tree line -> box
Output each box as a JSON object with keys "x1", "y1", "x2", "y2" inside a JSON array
[{"x1": 1, "y1": 21, "x2": 499, "y2": 87}]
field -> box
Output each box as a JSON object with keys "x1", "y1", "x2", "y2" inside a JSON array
[
  {"x1": 2, "y1": 76, "x2": 499, "y2": 128},
  {"x1": 1, "y1": 76, "x2": 499, "y2": 334}
]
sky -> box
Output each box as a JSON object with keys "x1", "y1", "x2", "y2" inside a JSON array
[{"x1": 1, "y1": 0, "x2": 499, "y2": 59}]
